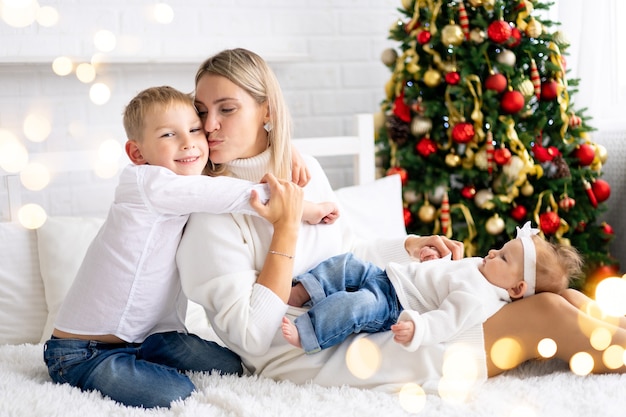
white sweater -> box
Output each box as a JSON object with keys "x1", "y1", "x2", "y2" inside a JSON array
[
  {"x1": 55, "y1": 164, "x2": 268, "y2": 343},
  {"x1": 177, "y1": 151, "x2": 488, "y2": 394},
  {"x1": 387, "y1": 258, "x2": 510, "y2": 352}
]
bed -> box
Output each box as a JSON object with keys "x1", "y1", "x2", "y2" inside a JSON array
[{"x1": 1, "y1": 114, "x2": 624, "y2": 417}]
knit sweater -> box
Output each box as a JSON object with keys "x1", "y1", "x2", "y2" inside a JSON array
[{"x1": 176, "y1": 150, "x2": 488, "y2": 394}]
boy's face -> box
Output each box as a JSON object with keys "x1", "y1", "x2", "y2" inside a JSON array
[
  {"x1": 478, "y1": 239, "x2": 526, "y2": 298},
  {"x1": 126, "y1": 102, "x2": 209, "y2": 176}
]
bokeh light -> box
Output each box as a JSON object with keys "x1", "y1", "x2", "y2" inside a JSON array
[
  {"x1": 1, "y1": 0, "x2": 39, "y2": 28},
  {"x1": 89, "y1": 82, "x2": 111, "y2": 105},
  {"x1": 23, "y1": 113, "x2": 51, "y2": 142},
  {"x1": 20, "y1": 162, "x2": 50, "y2": 191},
  {"x1": 68, "y1": 120, "x2": 86, "y2": 139},
  {"x1": 0, "y1": 129, "x2": 29, "y2": 173},
  {"x1": 98, "y1": 138, "x2": 123, "y2": 164},
  {"x1": 76, "y1": 63, "x2": 96, "y2": 83},
  {"x1": 595, "y1": 277, "x2": 626, "y2": 317},
  {"x1": 398, "y1": 383, "x2": 426, "y2": 413},
  {"x1": 602, "y1": 345, "x2": 625, "y2": 370},
  {"x1": 589, "y1": 327, "x2": 612, "y2": 351},
  {"x1": 490, "y1": 337, "x2": 523, "y2": 370},
  {"x1": 569, "y1": 352, "x2": 594, "y2": 376},
  {"x1": 17, "y1": 203, "x2": 47, "y2": 229},
  {"x1": 537, "y1": 338, "x2": 557, "y2": 358},
  {"x1": 438, "y1": 344, "x2": 479, "y2": 402},
  {"x1": 345, "y1": 337, "x2": 380, "y2": 380},
  {"x1": 52, "y1": 56, "x2": 73, "y2": 76},
  {"x1": 35, "y1": 5, "x2": 58, "y2": 27},
  {"x1": 94, "y1": 160, "x2": 120, "y2": 179},
  {"x1": 93, "y1": 29, "x2": 116, "y2": 52},
  {"x1": 154, "y1": 2, "x2": 174, "y2": 24}
]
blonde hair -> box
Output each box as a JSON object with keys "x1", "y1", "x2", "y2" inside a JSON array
[
  {"x1": 533, "y1": 235, "x2": 584, "y2": 294},
  {"x1": 123, "y1": 86, "x2": 194, "y2": 141},
  {"x1": 195, "y1": 48, "x2": 292, "y2": 180}
]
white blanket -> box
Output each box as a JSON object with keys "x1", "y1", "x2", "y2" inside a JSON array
[{"x1": 1, "y1": 343, "x2": 624, "y2": 417}]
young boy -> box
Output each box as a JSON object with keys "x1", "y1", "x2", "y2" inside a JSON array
[
  {"x1": 43, "y1": 86, "x2": 337, "y2": 408},
  {"x1": 282, "y1": 222, "x2": 583, "y2": 354}
]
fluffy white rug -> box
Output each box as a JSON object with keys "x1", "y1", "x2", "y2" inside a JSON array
[{"x1": 1, "y1": 343, "x2": 624, "y2": 417}]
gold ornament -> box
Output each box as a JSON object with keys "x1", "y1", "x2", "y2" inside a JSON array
[
  {"x1": 462, "y1": 148, "x2": 475, "y2": 169},
  {"x1": 384, "y1": 79, "x2": 395, "y2": 99},
  {"x1": 486, "y1": 214, "x2": 505, "y2": 235},
  {"x1": 521, "y1": 181, "x2": 534, "y2": 196},
  {"x1": 410, "y1": 115, "x2": 433, "y2": 136},
  {"x1": 518, "y1": 79, "x2": 535, "y2": 98},
  {"x1": 469, "y1": 28, "x2": 486, "y2": 44},
  {"x1": 445, "y1": 153, "x2": 461, "y2": 167},
  {"x1": 441, "y1": 23, "x2": 464, "y2": 46},
  {"x1": 468, "y1": 0, "x2": 483, "y2": 6},
  {"x1": 553, "y1": 30, "x2": 570, "y2": 47},
  {"x1": 403, "y1": 189, "x2": 420, "y2": 204},
  {"x1": 496, "y1": 49, "x2": 516, "y2": 66},
  {"x1": 590, "y1": 160, "x2": 602, "y2": 173},
  {"x1": 381, "y1": 48, "x2": 398, "y2": 66},
  {"x1": 406, "y1": 62, "x2": 420, "y2": 74},
  {"x1": 474, "y1": 189, "x2": 495, "y2": 209},
  {"x1": 596, "y1": 144, "x2": 608, "y2": 163},
  {"x1": 418, "y1": 202, "x2": 437, "y2": 223},
  {"x1": 401, "y1": 0, "x2": 413, "y2": 11},
  {"x1": 423, "y1": 68, "x2": 442, "y2": 87},
  {"x1": 525, "y1": 17, "x2": 543, "y2": 38}
]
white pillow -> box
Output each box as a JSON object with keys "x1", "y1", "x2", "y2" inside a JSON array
[
  {"x1": 0, "y1": 223, "x2": 47, "y2": 344},
  {"x1": 334, "y1": 174, "x2": 406, "y2": 241},
  {"x1": 36, "y1": 216, "x2": 104, "y2": 343}
]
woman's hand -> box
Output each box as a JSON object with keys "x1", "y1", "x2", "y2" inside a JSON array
[
  {"x1": 291, "y1": 147, "x2": 311, "y2": 187},
  {"x1": 404, "y1": 235, "x2": 464, "y2": 260},
  {"x1": 251, "y1": 173, "x2": 304, "y2": 229}
]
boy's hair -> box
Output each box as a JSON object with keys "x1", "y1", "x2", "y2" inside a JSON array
[
  {"x1": 533, "y1": 235, "x2": 584, "y2": 294},
  {"x1": 195, "y1": 48, "x2": 292, "y2": 180},
  {"x1": 123, "y1": 86, "x2": 194, "y2": 141}
]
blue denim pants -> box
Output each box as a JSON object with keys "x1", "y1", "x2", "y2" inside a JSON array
[
  {"x1": 293, "y1": 253, "x2": 400, "y2": 354},
  {"x1": 43, "y1": 331, "x2": 242, "y2": 408}
]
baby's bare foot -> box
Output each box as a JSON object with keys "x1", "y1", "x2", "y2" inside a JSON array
[{"x1": 281, "y1": 317, "x2": 302, "y2": 348}]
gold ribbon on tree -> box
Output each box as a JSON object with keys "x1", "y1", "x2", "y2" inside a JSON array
[
  {"x1": 549, "y1": 42, "x2": 572, "y2": 142},
  {"x1": 465, "y1": 75, "x2": 485, "y2": 143}
]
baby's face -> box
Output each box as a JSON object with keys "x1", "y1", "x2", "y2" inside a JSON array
[
  {"x1": 478, "y1": 239, "x2": 525, "y2": 294},
  {"x1": 135, "y1": 103, "x2": 209, "y2": 176}
]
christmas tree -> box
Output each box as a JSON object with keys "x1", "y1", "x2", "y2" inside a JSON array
[{"x1": 376, "y1": 0, "x2": 617, "y2": 292}]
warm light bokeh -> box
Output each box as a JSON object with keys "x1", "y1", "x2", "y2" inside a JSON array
[
  {"x1": 570, "y1": 352, "x2": 594, "y2": 376},
  {"x1": 52, "y1": 56, "x2": 73, "y2": 76},
  {"x1": 589, "y1": 327, "x2": 612, "y2": 351},
  {"x1": 537, "y1": 338, "x2": 557, "y2": 358},
  {"x1": 490, "y1": 337, "x2": 523, "y2": 370},
  {"x1": 76, "y1": 63, "x2": 96, "y2": 83},
  {"x1": 398, "y1": 383, "x2": 426, "y2": 413},
  {"x1": 0, "y1": 129, "x2": 29, "y2": 173},
  {"x1": 23, "y1": 113, "x2": 51, "y2": 142},
  {"x1": 1, "y1": 0, "x2": 39, "y2": 28},
  {"x1": 154, "y1": 3, "x2": 174, "y2": 24},
  {"x1": 17, "y1": 203, "x2": 47, "y2": 229},
  {"x1": 20, "y1": 162, "x2": 50, "y2": 191},
  {"x1": 89, "y1": 83, "x2": 111, "y2": 105},
  {"x1": 602, "y1": 345, "x2": 625, "y2": 370},
  {"x1": 345, "y1": 337, "x2": 381, "y2": 380},
  {"x1": 36, "y1": 5, "x2": 58, "y2": 27},
  {"x1": 93, "y1": 29, "x2": 116, "y2": 53},
  {"x1": 595, "y1": 277, "x2": 626, "y2": 317}
]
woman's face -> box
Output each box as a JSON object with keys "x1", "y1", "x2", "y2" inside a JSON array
[{"x1": 194, "y1": 74, "x2": 269, "y2": 164}]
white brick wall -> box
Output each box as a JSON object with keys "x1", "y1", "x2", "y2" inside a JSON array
[{"x1": 0, "y1": 0, "x2": 399, "y2": 218}]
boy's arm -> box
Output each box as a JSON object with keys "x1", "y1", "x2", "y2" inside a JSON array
[{"x1": 302, "y1": 201, "x2": 340, "y2": 225}]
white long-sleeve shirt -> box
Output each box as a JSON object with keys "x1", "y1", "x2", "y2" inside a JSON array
[
  {"x1": 177, "y1": 150, "x2": 489, "y2": 395},
  {"x1": 54, "y1": 164, "x2": 268, "y2": 343},
  {"x1": 386, "y1": 258, "x2": 510, "y2": 352}
]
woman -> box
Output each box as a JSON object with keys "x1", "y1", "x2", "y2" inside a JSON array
[{"x1": 177, "y1": 48, "x2": 625, "y2": 396}]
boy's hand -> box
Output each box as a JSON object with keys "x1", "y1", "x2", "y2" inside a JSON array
[
  {"x1": 302, "y1": 201, "x2": 340, "y2": 225},
  {"x1": 291, "y1": 147, "x2": 311, "y2": 187},
  {"x1": 391, "y1": 320, "x2": 415, "y2": 345}
]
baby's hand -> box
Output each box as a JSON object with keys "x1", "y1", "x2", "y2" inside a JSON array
[
  {"x1": 303, "y1": 201, "x2": 340, "y2": 225},
  {"x1": 418, "y1": 246, "x2": 440, "y2": 262},
  {"x1": 391, "y1": 320, "x2": 415, "y2": 345}
]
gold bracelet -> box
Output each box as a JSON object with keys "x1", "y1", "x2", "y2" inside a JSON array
[{"x1": 268, "y1": 250, "x2": 294, "y2": 259}]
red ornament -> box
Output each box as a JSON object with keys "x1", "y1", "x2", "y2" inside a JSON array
[
  {"x1": 540, "y1": 80, "x2": 558, "y2": 101},
  {"x1": 507, "y1": 27, "x2": 522, "y2": 47},
  {"x1": 575, "y1": 144, "x2": 595, "y2": 166},
  {"x1": 530, "y1": 59, "x2": 541, "y2": 98},
  {"x1": 386, "y1": 166, "x2": 408, "y2": 186},
  {"x1": 415, "y1": 137, "x2": 437, "y2": 157},
  {"x1": 493, "y1": 147, "x2": 512, "y2": 165},
  {"x1": 500, "y1": 90, "x2": 525, "y2": 113},
  {"x1": 558, "y1": 195, "x2": 576, "y2": 211},
  {"x1": 417, "y1": 30, "x2": 431, "y2": 44},
  {"x1": 451, "y1": 122, "x2": 475, "y2": 143},
  {"x1": 392, "y1": 92, "x2": 411, "y2": 123},
  {"x1": 601, "y1": 222, "x2": 614, "y2": 241},
  {"x1": 539, "y1": 211, "x2": 561, "y2": 235},
  {"x1": 591, "y1": 178, "x2": 611, "y2": 203},
  {"x1": 485, "y1": 73, "x2": 507, "y2": 93},
  {"x1": 510, "y1": 204, "x2": 527, "y2": 222},
  {"x1": 461, "y1": 185, "x2": 476, "y2": 199},
  {"x1": 445, "y1": 71, "x2": 461, "y2": 85},
  {"x1": 403, "y1": 207, "x2": 413, "y2": 227},
  {"x1": 440, "y1": 192, "x2": 450, "y2": 234},
  {"x1": 487, "y1": 20, "x2": 512, "y2": 43}
]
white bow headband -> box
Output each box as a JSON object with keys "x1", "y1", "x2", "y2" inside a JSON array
[{"x1": 516, "y1": 221, "x2": 539, "y2": 298}]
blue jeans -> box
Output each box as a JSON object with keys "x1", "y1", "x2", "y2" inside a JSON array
[
  {"x1": 294, "y1": 253, "x2": 400, "y2": 354},
  {"x1": 43, "y1": 331, "x2": 242, "y2": 408}
]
